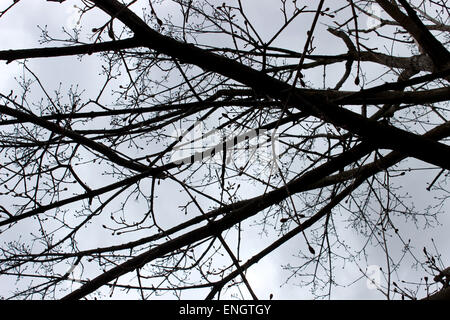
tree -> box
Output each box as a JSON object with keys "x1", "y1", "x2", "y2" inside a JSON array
[{"x1": 0, "y1": 0, "x2": 449, "y2": 300}]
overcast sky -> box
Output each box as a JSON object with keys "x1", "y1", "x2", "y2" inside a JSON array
[{"x1": 0, "y1": 0, "x2": 449, "y2": 300}]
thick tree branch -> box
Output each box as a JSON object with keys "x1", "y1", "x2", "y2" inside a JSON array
[
  {"x1": 424, "y1": 287, "x2": 450, "y2": 300},
  {"x1": 0, "y1": 38, "x2": 142, "y2": 63},
  {"x1": 86, "y1": 0, "x2": 450, "y2": 171},
  {"x1": 376, "y1": 0, "x2": 450, "y2": 69}
]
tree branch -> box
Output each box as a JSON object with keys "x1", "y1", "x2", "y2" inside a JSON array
[{"x1": 0, "y1": 38, "x2": 142, "y2": 63}]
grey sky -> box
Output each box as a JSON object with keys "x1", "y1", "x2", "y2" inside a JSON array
[{"x1": 0, "y1": 0, "x2": 449, "y2": 300}]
